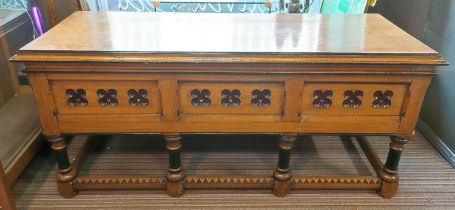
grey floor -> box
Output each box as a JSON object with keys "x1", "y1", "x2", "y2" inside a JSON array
[{"x1": 10, "y1": 131, "x2": 455, "y2": 209}]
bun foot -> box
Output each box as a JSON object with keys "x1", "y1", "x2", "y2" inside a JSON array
[
  {"x1": 273, "y1": 180, "x2": 290, "y2": 197},
  {"x1": 378, "y1": 181, "x2": 398, "y2": 199},
  {"x1": 57, "y1": 182, "x2": 77, "y2": 198},
  {"x1": 166, "y1": 181, "x2": 184, "y2": 197}
]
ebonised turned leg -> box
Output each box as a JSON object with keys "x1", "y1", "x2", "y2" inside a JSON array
[
  {"x1": 165, "y1": 134, "x2": 185, "y2": 197},
  {"x1": 47, "y1": 136, "x2": 77, "y2": 198},
  {"x1": 378, "y1": 135, "x2": 408, "y2": 198},
  {"x1": 273, "y1": 134, "x2": 297, "y2": 197}
]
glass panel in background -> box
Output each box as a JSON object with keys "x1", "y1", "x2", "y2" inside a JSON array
[
  {"x1": 84, "y1": 0, "x2": 369, "y2": 14},
  {"x1": 0, "y1": 0, "x2": 34, "y2": 93},
  {"x1": 0, "y1": 0, "x2": 27, "y2": 9},
  {"x1": 84, "y1": 0, "x2": 325, "y2": 13},
  {"x1": 321, "y1": 0, "x2": 367, "y2": 14}
]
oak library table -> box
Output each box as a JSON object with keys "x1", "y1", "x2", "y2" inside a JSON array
[{"x1": 12, "y1": 12, "x2": 447, "y2": 198}]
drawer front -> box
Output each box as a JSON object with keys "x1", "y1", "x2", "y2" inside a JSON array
[
  {"x1": 301, "y1": 83, "x2": 407, "y2": 116},
  {"x1": 179, "y1": 82, "x2": 284, "y2": 115},
  {"x1": 51, "y1": 81, "x2": 161, "y2": 114}
]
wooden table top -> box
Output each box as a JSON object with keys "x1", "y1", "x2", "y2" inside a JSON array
[{"x1": 13, "y1": 12, "x2": 446, "y2": 65}]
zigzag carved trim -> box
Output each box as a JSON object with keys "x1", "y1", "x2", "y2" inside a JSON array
[
  {"x1": 184, "y1": 176, "x2": 274, "y2": 186},
  {"x1": 74, "y1": 176, "x2": 166, "y2": 190},
  {"x1": 291, "y1": 176, "x2": 382, "y2": 189},
  {"x1": 73, "y1": 175, "x2": 382, "y2": 190}
]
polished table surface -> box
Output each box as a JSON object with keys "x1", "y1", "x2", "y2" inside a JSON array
[
  {"x1": 16, "y1": 12, "x2": 444, "y2": 65},
  {"x1": 12, "y1": 12, "x2": 446, "y2": 199}
]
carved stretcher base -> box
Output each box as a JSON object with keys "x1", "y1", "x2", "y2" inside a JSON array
[{"x1": 55, "y1": 135, "x2": 402, "y2": 199}]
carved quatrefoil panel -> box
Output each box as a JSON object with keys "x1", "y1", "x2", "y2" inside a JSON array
[
  {"x1": 251, "y1": 89, "x2": 271, "y2": 107},
  {"x1": 66, "y1": 89, "x2": 88, "y2": 107},
  {"x1": 373, "y1": 90, "x2": 393, "y2": 108},
  {"x1": 191, "y1": 89, "x2": 211, "y2": 106},
  {"x1": 343, "y1": 90, "x2": 363, "y2": 108},
  {"x1": 128, "y1": 89, "x2": 149, "y2": 106},
  {"x1": 221, "y1": 89, "x2": 241, "y2": 106},
  {"x1": 312, "y1": 90, "x2": 333, "y2": 108},
  {"x1": 97, "y1": 89, "x2": 119, "y2": 106}
]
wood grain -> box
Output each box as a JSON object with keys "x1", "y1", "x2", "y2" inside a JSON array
[
  {"x1": 283, "y1": 78, "x2": 304, "y2": 122},
  {"x1": 301, "y1": 83, "x2": 407, "y2": 116},
  {"x1": 19, "y1": 12, "x2": 437, "y2": 54},
  {"x1": 397, "y1": 76, "x2": 432, "y2": 136},
  {"x1": 50, "y1": 80, "x2": 161, "y2": 114},
  {"x1": 56, "y1": 114, "x2": 400, "y2": 134},
  {"x1": 178, "y1": 82, "x2": 283, "y2": 115},
  {"x1": 158, "y1": 80, "x2": 179, "y2": 121},
  {"x1": 12, "y1": 12, "x2": 447, "y2": 65},
  {"x1": 27, "y1": 73, "x2": 60, "y2": 136}
]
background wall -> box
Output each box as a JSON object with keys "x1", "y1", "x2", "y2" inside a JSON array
[
  {"x1": 419, "y1": 0, "x2": 455, "y2": 152},
  {"x1": 375, "y1": 0, "x2": 455, "y2": 160}
]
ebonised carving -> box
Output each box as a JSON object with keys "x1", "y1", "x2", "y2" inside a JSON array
[
  {"x1": 312, "y1": 90, "x2": 333, "y2": 108},
  {"x1": 221, "y1": 89, "x2": 241, "y2": 106},
  {"x1": 251, "y1": 89, "x2": 271, "y2": 107},
  {"x1": 97, "y1": 89, "x2": 119, "y2": 106},
  {"x1": 191, "y1": 89, "x2": 211, "y2": 106},
  {"x1": 66, "y1": 89, "x2": 88, "y2": 107},
  {"x1": 128, "y1": 89, "x2": 149, "y2": 106},
  {"x1": 343, "y1": 90, "x2": 363, "y2": 108},
  {"x1": 373, "y1": 90, "x2": 393, "y2": 108}
]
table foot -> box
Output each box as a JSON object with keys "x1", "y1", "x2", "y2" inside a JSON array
[
  {"x1": 273, "y1": 169, "x2": 292, "y2": 197},
  {"x1": 165, "y1": 134, "x2": 185, "y2": 197},
  {"x1": 48, "y1": 136, "x2": 77, "y2": 198},
  {"x1": 57, "y1": 182, "x2": 77, "y2": 198},
  {"x1": 378, "y1": 135, "x2": 408, "y2": 199},
  {"x1": 273, "y1": 134, "x2": 297, "y2": 197},
  {"x1": 378, "y1": 181, "x2": 398, "y2": 199}
]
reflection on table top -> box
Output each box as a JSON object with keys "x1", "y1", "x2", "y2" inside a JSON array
[{"x1": 20, "y1": 11, "x2": 437, "y2": 55}]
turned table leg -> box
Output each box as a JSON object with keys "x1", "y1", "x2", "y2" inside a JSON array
[
  {"x1": 48, "y1": 136, "x2": 77, "y2": 198},
  {"x1": 164, "y1": 134, "x2": 185, "y2": 197},
  {"x1": 378, "y1": 135, "x2": 408, "y2": 198},
  {"x1": 273, "y1": 134, "x2": 297, "y2": 197}
]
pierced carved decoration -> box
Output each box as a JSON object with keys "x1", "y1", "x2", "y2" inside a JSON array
[
  {"x1": 66, "y1": 89, "x2": 88, "y2": 107},
  {"x1": 97, "y1": 89, "x2": 119, "y2": 106},
  {"x1": 128, "y1": 89, "x2": 149, "y2": 106},
  {"x1": 343, "y1": 90, "x2": 363, "y2": 108},
  {"x1": 221, "y1": 89, "x2": 241, "y2": 106},
  {"x1": 312, "y1": 90, "x2": 333, "y2": 108},
  {"x1": 191, "y1": 89, "x2": 211, "y2": 106},
  {"x1": 251, "y1": 89, "x2": 271, "y2": 107},
  {"x1": 373, "y1": 90, "x2": 393, "y2": 108}
]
